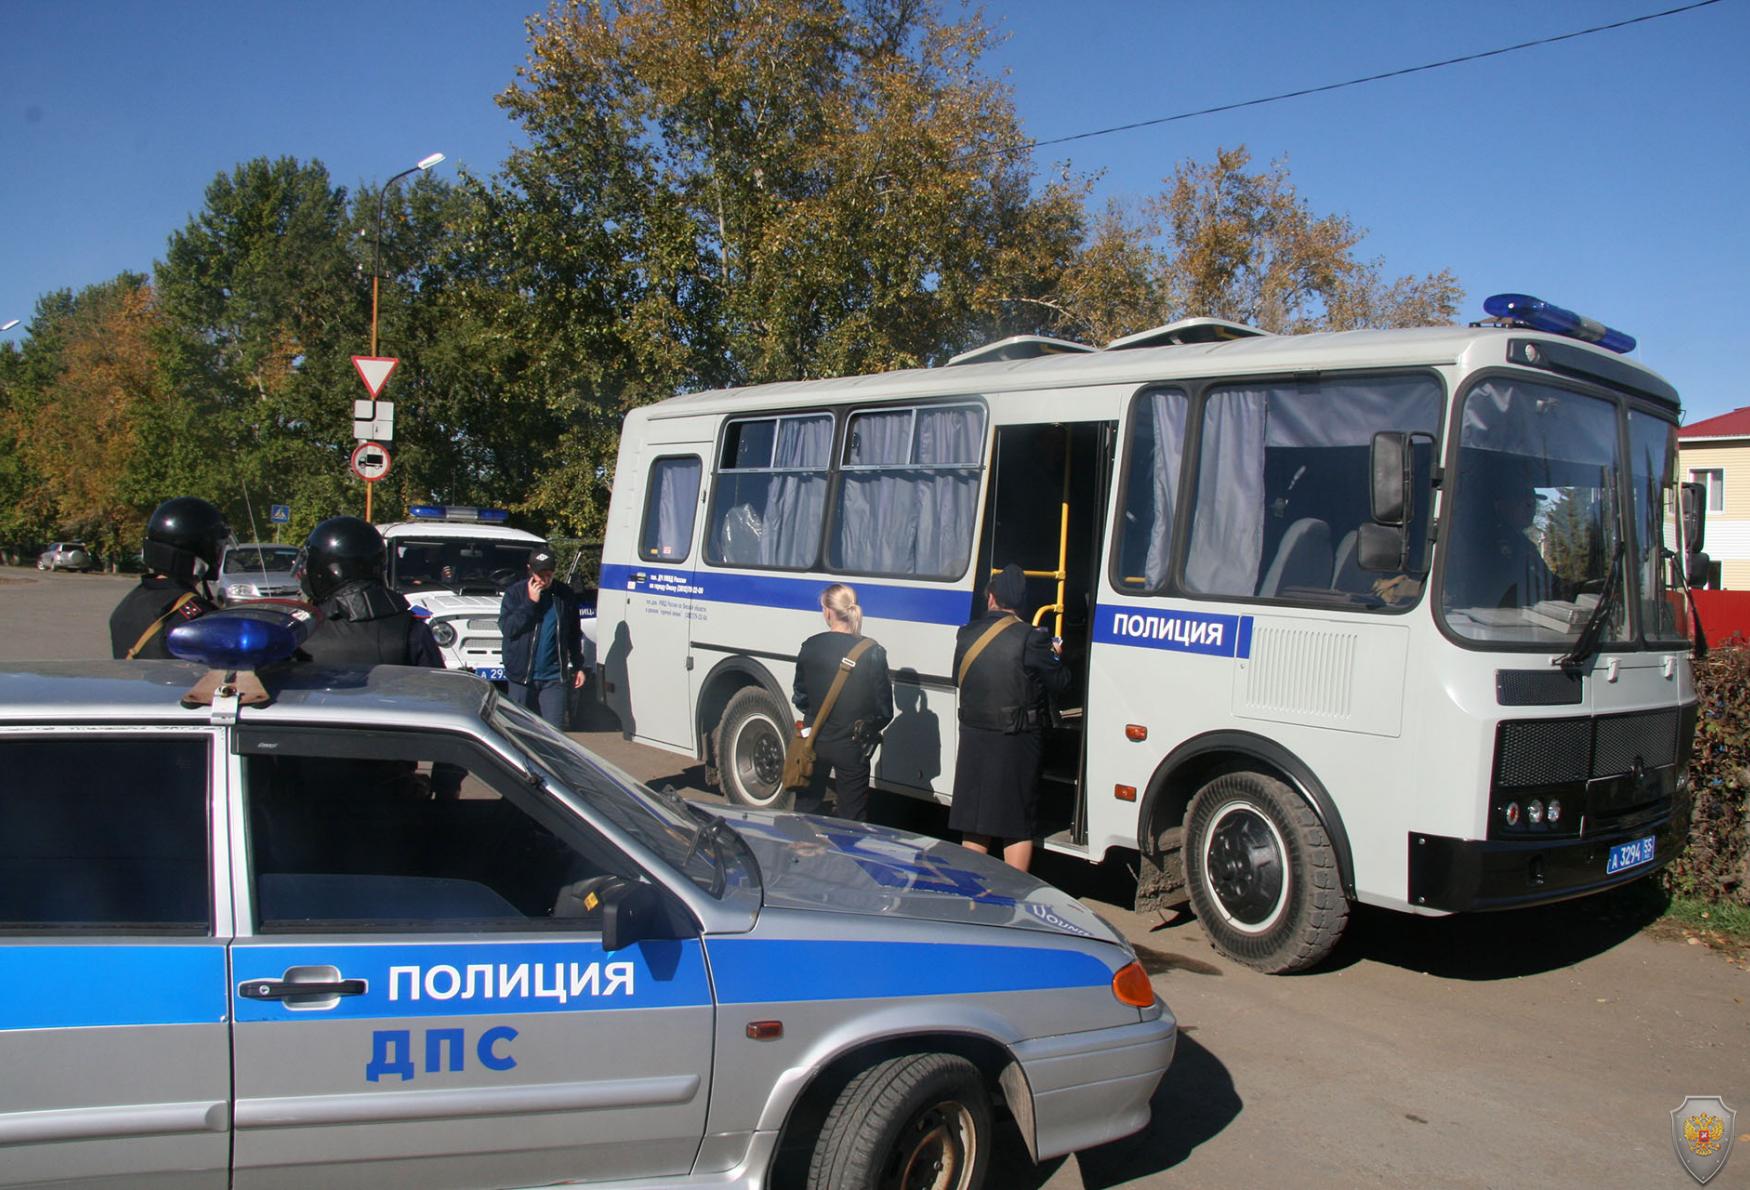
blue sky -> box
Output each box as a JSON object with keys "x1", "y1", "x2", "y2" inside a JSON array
[{"x1": 3, "y1": 1, "x2": 1744, "y2": 420}]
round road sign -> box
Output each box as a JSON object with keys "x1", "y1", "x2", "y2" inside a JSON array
[{"x1": 350, "y1": 441, "x2": 392, "y2": 483}]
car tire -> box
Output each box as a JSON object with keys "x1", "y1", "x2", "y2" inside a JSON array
[
  {"x1": 806, "y1": 1053, "x2": 992, "y2": 1190},
  {"x1": 715, "y1": 686, "x2": 794, "y2": 811},
  {"x1": 1184, "y1": 771, "x2": 1348, "y2": 974}
]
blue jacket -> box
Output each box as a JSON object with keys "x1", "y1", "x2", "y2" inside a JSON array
[{"x1": 499, "y1": 577, "x2": 585, "y2": 686}]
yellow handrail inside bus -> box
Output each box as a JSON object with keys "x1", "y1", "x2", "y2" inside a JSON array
[{"x1": 991, "y1": 449, "x2": 1070, "y2": 639}]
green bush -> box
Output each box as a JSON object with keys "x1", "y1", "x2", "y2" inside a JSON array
[{"x1": 1665, "y1": 644, "x2": 1750, "y2": 907}]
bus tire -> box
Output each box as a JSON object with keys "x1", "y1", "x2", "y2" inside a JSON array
[
  {"x1": 806, "y1": 1052, "x2": 991, "y2": 1190},
  {"x1": 717, "y1": 686, "x2": 795, "y2": 811},
  {"x1": 1184, "y1": 771, "x2": 1348, "y2": 974}
]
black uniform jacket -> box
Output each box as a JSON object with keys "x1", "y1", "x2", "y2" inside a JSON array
[
  {"x1": 792, "y1": 631, "x2": 893, "y2": 747},
  {"x1": 109, "y1": 576, "x2": 217, "y2": 660},
  {"x1": 302, "y1": 580, "x2": 443, "y2": 668},
  {"x1": 953, "y1": 611, "x2": 1069, "y2": 733}
]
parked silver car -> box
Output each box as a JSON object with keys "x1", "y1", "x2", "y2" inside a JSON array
[
  {"x1": 217, "y1": 543, "x2": 303, "y2": 603},
  {"x1": 0, "y1": 608, "x2": 1176, "y2": 1190},
  {"x1": 35, "y1": 541, "x2": 96, "y2": 571}
]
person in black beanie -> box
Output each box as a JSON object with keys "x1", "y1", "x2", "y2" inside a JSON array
[{"x1": 949, "y1": 563, "x2": 1067, "y2": 872}]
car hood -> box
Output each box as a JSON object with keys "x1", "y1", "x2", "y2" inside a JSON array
[
  {"x1": 709, "y1": 807, "x2": 1125, "y2": 946},
  {"x1": 224, "y1": 569, "x2": 297, "y2": 584},
  {"x1": 404, "y1": 591, "x2": 502, "y2": 617}
]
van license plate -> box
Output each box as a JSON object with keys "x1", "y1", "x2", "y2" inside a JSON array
[
  {"x1": 1606, "y1": 836, "x2": 1655, "y2": 875},
  {"x1": 474, "y1": 666, "x2": 505, "y2": 681}
]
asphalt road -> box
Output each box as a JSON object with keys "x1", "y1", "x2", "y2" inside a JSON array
[{"x1": 3, "y1": 567, "x2": 1747, "y2": 1188}]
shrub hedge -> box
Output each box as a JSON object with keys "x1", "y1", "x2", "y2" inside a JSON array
[{"x1": 1666, "y1": 643, "x2": 1750, "y2": 907}]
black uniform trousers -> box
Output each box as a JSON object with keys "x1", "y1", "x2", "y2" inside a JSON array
[{"x1": 796, "y1": 735, "x2": 872, "y2": 822}]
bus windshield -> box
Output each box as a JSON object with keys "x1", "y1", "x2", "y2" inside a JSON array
[
  {"x1": 1441, "y1": 378, "x2": 1634, "y2": 645},
  {"x1": 389, "y1": 537, "x2": 535, "y2": 596}
]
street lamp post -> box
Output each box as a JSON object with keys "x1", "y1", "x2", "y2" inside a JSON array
[
  {"x1": 369, "y1": 151, "x2": 445, "y2": 356},
  {"x1": 363, "y1": 152, "x2": 444, "y2": 519}
]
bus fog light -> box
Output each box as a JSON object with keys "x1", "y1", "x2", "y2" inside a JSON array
[
  {"x1": 1527, "y1": 799, "x2": 1545, "y2": 826},
  {"x1": 1504, "y1": 801, "x2": 1521, "y2": 827},
  {"x1": 1546, "y1": 798, "x2": 1562, "y2": 824}
]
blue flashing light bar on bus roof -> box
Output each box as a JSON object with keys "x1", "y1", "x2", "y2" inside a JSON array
[
  {"x1": 166, "y1": 606, "x2": 317, "y2": 669},
  {"x1": 1483, "y1": 294, "x2": 1636, "y2": 355},
  {"x1": 407, "y1": 505, "x2": 510, "y2": 524}
]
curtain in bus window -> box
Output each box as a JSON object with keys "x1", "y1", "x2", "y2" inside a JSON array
[
  {"x1": 1143, "y1": 392, "x2": 1188, "y2": 587},
  {"x1": 641, "y1": 457, "x2": 702, "y2": 562},
  {"x1": 758, "y1": 416, "x2": 832, "y2": 568},
  {"x1": 1184, "y1": 391, "x2": 1267, "y2": 595},
  {"x1": 834, "y1": 406, "x2": 982, "y2": 578}
]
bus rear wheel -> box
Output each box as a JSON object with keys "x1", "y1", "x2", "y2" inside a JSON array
[
  {"x1": 1185, "y1": 771, "x2": 1347, "y2": 974},
  {"x1": 716, "y1": 686, "x2": 795, "y2": 811}
]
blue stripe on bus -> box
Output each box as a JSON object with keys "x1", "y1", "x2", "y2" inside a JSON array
[
  {"x1": 601, "y1": 563, "x2": 972, "y2": 626},
  {"x1": 1091, "y1": 604, "x2": 1253, "y2": 659},
  {"x1": 706, "y1": 939, "x2": 1113, "y2": 1004},
  {"x1": 0, "y1": 945, "x2": 228, "y2": 1031}
]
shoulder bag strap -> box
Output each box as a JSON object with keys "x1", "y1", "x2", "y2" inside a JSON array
[
  {"x1": 956, "y1": 614, "x2": 1020, "y2": 687},
  {"x1": 812, "y1": 637, "x2": 875, "y2": 733},
  {"x1": 126, "y1": 592, "x2": 197, "y2": 660}
]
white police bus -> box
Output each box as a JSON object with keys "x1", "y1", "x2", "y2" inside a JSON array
[{"x1": 596, "y1": 295, "x2": 1702, "y2": 972}]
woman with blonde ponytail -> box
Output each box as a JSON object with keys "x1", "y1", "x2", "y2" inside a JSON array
[{"x1": 790, "y1": 583, "x2": 892, "y2": 820}]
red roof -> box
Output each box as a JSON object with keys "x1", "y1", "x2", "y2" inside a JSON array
[{"x1": 1680, "y1": 406, "x2": 1750, "y2": 440}]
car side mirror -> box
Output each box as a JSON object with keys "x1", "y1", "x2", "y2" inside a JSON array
[
  {"x1": 1370, "y1": 432, "x2": 1411, "y2": 526},
  {"x1": 601, "y1": 879, "x2": 664, "y2": 953},
  {"x1": 1681, "y1": 481, "x2": 1707, "y2": 554}
]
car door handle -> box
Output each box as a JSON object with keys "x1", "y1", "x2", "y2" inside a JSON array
[{"x1": 238, "y1": 977, "x2": 366, "y2": 1000}]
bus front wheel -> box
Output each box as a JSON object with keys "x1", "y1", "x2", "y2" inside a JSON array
[
  {"x1": 716, "y1": 686, "x2": 796, "y2": 811},
  {"x1": 1185, "y1": 771, "x2": 1348, "y2": 973}
]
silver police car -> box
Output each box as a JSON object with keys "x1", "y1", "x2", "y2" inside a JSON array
[{"x1": 0, "y1": 611, "x2": 1175, "y2": 1189}]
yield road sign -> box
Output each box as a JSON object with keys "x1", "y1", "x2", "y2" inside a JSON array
[
  {"x1": 350, "y1": 441, "x2": 392, "y2": 483},
  {"x1": 352, "y1": 356, "x2": 399, "y2": 398}
]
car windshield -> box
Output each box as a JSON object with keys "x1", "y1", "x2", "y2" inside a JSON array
[
  {"x1": 1441, "y1": 378, "x2": 1629, "y2": 645},
  {"x1": 389, "y1": 538, "x2": 534, "y2": 595},
  {"x1": 489, "y1": 697, "x2": 750, "y2": 899},
  {"x1": 225, "y1": 546, "x2": 299, "y2": 572}
]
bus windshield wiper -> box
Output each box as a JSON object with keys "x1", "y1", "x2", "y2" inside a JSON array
[{"x1": 1555, "y1": 541, "x2": 1624, "y2": 673}]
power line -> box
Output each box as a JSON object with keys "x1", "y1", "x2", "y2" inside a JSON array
[{"x1": 999, "y1": 0, "x2": 1724, "y2": 160}]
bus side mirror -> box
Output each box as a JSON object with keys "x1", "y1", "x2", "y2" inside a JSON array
[
  {"x1": 1357, "y1": 522, "x2": 1406, "y2": 572},
  {"x1": 1685, "y1": 551, "x2": 1712, "y2": 589},
  {"x1": 1681, "y1": 481, "x2": 1707, "y2": 554},
  {"x1": 1370, "y1": 432, "x2": 1411, "y2": 526}
]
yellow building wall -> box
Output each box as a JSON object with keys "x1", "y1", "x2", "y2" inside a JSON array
[{"x1": 1678, "y1": 437, "x2": 1750, "y2": 590}]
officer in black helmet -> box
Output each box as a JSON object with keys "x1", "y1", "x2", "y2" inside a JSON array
[
  {"x1": 109, "y1": 496, "x2": 231, "y2": 659},
  {"x1": 295, "y1": 515, "x2": 444, "y2": 668}
]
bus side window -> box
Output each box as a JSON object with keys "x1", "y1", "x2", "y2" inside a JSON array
[
  {"x1": 1113, "y1": 389, "x2": 1189, "y2": 591},
  {"x1": 706, "y1": 415, "x2": 832, "y2": 570},
  {"x1": 639, "y1": 456, "x2": 703, "y2": 563}
]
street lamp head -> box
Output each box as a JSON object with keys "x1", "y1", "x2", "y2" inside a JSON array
[
  {"x1": 416, "y1": 152, "x2": 446, "y2": 171},
  {"x1": 0, "y1": 319, "x2": 19, "y2": 333}
]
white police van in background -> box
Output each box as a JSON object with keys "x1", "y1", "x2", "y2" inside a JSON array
[
  {"x1": 0, "y1": 607, "x2": 1177, "y2": 1189},
  {"x1": 378, "y1": 505, "x2": 545, "y2": 680}
]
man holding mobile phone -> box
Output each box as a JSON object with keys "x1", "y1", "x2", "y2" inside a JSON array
[{"x1": 498, "y1": 546, "x2": 587, "y2": 729}]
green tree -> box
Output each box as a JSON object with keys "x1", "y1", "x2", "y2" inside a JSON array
[
  {"x1": 473, "y1": 0, "x2": 1084, "y2": 535},
  {"x1": 1033, "y1": 146, "x2": 1462, "y2": 343}
]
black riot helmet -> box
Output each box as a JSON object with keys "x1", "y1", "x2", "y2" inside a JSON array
[
  {"x1": 142, "y1": 496, "x2": 232, "y2": 581},
  {"x1": 298, "y1": 516, "x2": 387, "y2": 602}
]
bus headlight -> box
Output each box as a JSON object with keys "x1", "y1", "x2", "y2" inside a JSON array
[
  {"x1": 1546, "y1": 798, "x2": 1562, "y2": 825},
  {"x1": 1504, "y1": 801, "x2": 1521, "y2": 827},
  {"x1": 1527, "y1": 799, "x2": 1545, "y2": 826},
  {"x1": 430, "y1": 622, "x2": 457, "y2": 648}
]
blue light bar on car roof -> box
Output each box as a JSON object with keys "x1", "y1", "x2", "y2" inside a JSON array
[
  {"x1": 1483, "y1": 293, "x2": 1636, "y2": 354},
  {"x1": 166, "y1": 605, "x2": 317, "y2": 669},
  {"x1": 407, "y1": 505, "x2": 510, "y2": 523}
]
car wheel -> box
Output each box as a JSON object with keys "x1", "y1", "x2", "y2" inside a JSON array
[
  {"x1": 1184, "y1": 771, "x2": 1348, "y2": 974},
  {"x1": 807, "y1": 1053, "x2": 991, "y2": 1190},
  {"x1": 715, "y1": 686, "x2": 794, "y2": 811}
]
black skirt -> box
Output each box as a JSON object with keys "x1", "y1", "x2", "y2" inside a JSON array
[{"x1": 947, "y1": 726, "x2": 1042, "y2": 840}]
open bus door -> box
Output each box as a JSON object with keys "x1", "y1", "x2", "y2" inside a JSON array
[{"x1": 975, "y1": 421, "x2": 1117, "y2": 851}]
